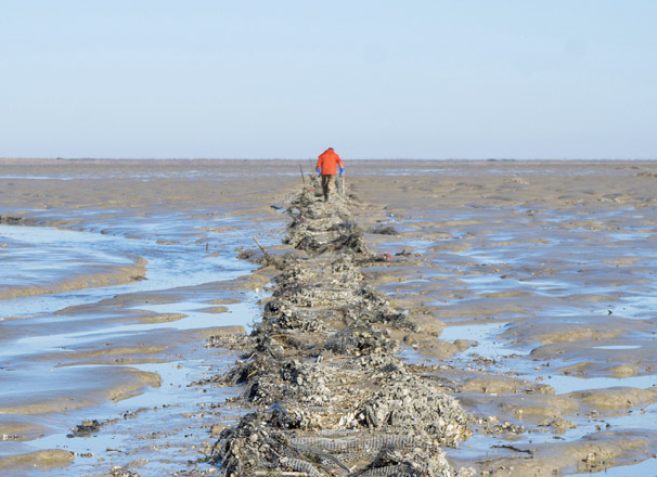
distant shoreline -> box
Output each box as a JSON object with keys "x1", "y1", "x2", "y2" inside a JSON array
[{"x1": 0, "y1": 157, "x2": 655, "y2": 166}]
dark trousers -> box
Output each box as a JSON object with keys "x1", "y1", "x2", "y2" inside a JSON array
[{"x1": 321, "y1": 174, "x2": 336, "y2": 201}]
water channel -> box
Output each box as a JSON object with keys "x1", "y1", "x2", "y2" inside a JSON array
[{"x1": 0, "y1": 220, "x2": 269, "y2": 476}]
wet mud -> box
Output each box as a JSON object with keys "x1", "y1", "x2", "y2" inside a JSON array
[
  {"x1": 3, "y1": 159, "x2": 657, "y2": 476},
  {"x1": 345, "y1": 160, "x2": 657, "y2": 476},
  {"x1": 205, "y1": 176, "x2": 473, "y2": 476},
  {"x1": 0, "y1": 160, "x2": 298, "y2": 476}
]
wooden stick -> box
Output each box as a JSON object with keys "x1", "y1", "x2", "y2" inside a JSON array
[{"x1": 253, "y1": 237, "x2": 274, "y2": 265}]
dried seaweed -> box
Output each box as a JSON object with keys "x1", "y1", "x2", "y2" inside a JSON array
[{"x1": 207, "y1": 175, "x2": 473, "y2": 477}]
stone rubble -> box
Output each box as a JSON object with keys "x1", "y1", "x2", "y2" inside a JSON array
[{"x1": 207, "y1": 177, "x2": 474, "y2": 477}]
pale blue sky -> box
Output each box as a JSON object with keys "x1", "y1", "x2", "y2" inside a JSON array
[{"x1": 1, "y1": 1, "x2": 655, "y2": 159}]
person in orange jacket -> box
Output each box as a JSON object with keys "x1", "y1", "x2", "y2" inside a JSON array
[{"x1": 316, "y1": 147, "x2": 344, "y2": 202}]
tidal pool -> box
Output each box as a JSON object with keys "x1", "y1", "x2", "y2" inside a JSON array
[{"x1": 0, "y1": 221, "x2": 268, "y2": 476}]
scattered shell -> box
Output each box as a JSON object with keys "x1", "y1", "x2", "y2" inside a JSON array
[{"x1": 208, "y1": 176, "x2": 474, "y2": 477}]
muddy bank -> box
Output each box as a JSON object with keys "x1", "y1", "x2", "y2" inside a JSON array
[
  {"x1": 0, "y1": 160, "x2": 300, "y2": 476},
  {"x1": 345, "y1": 160, "x2": 657, "y2": 476},
  {"x1": 3, "y1": 159, "x2": 657, "y2": 476},
  {"x1": 0, "y1": 449, "x2": 75, "y2": 472}
]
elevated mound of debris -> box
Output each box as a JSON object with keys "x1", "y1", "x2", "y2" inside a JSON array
[{"x1": 207, "y1": 174, "x2": 473, "y2": 476}]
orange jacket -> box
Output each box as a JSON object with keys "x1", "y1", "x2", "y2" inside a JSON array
[{"x1": 316, "y1": 148, "x2": 344, "y2": 175}]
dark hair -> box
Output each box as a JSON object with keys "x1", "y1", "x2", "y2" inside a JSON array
[{"x1": 328, "y1": 147, "x2": 334, "y2": 150}]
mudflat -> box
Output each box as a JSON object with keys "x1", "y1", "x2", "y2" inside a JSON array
[
  {"x1": 349, "y1": 160, "x2": 657, "y2": 476},
  {"x1": 1, "y1": 159, "x2": 657, "y2": 476}
]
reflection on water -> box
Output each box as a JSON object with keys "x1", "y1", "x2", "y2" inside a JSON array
[
  {"x1": 410, "y1": 200, "x2": 657, "y2": 475},
  {"x1": 569, "y1": 457, "x2": 657, "y2": 477},
  {"x1": 0, "y1": 224, "x2": 251, "y2": 319},
  {"x1": 0, "y1": 219, "x2": 267, "y2": 475},
  {"x1": 593, "y1": 345, "x2": 642, "y2": 350},
  {"x1": 441, "y1": 322, "x2": 657, "y2": 394},
  {"x1": 441, "y1": 322, "x2": 519, "y2": 360}
]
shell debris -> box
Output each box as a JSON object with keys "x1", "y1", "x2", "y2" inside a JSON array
[{"x1": 209, "y1": 176, "x2": 474, "y2": 477}]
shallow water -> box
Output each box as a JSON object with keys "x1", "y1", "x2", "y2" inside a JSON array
[
  {"x1": 21, "y1": 354, "x2": 245, "y2": 477},
  {"x1": 4, "y1": 159, "x2": 657, "y2": 476},
  {"x1": 439, "y1": 298, "x2": 657, "y2": 475},
  {"x1": 569, "y1": 457, "x2": 657, "y2": 476},
  {"x1": 0, "y1": 224, "x2": 250, "y2": 316},
  {"x1": 0, "y1": 220, "x2": 269, "y2": 474},
  {"x1": 440, "y1": 322, "x2": 657, "y2": 394},
  {"x1": 352, "y1": 162, "x2": 657, "y2": 475},
  {"x1": 419, "y1": 204, "x2": 657, "y2": 474}
]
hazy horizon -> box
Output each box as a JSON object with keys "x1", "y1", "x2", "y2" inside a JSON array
[
  {"x1": 2, "y1": 1, "x2": 656, "y2": 160},
  {"x1": 2, "y1": 157, "x2": 654, "y2": 163}
]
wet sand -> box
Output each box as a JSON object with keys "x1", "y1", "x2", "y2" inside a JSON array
[
  {"x1": 348, "y1": 160, "x2": 657, "y2": 476},
  {"x1": 0, "y1": 160, "x2": 298, "y2": 476},
  {"x1": 2, "y1": 159, "x2": 657, "y2": 475}
]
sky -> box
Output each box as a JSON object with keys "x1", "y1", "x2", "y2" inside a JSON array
[{"x1": 1, "y1": 1, "x2": 656, "y2": 160}]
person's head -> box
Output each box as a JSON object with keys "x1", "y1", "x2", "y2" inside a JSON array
[{"x1": 328, "y1": 147, "x2": 334, "y2": 150}]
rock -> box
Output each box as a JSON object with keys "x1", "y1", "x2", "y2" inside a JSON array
[{"x1": 206, "y1": 177, "x2": 472, "y2": 477}]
